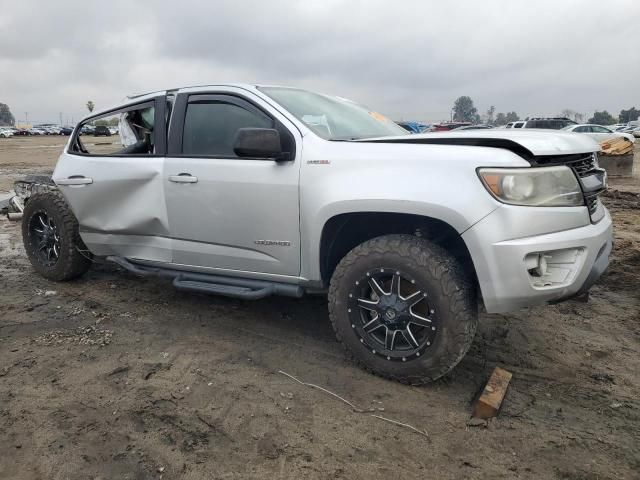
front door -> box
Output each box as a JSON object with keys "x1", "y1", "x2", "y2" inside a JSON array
[{"x1": 164, "y1": 90, "x2": 301, "y2": 277}]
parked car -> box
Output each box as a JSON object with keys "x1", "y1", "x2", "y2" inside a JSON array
[
  {"x1": 34, "y1": 125, "x2": 56, "y2": 135},
  {"x1": 505, "y1": 121, "x2": 525, "y2": 129},
  {"x1": 452, "y1": 124, "x2": 494, "y2": 131},
  {"x1": 108, "y1": 126, "x2": 119, "y2": 135},
  {"x1": 396, "y1": 121, "x2": 429, "y2": 134},
  {"x1": 520, "y1": 117, "x2": 578, "y2": 130},
  {"x1": 28, "y1": 128, "x2": 45, "y2": 135},
  {"x1": 429, "y1": 122, "x2": 472, "y2": 131},
  {"x1": 59, "y1": 127, "x2": 74, "y2": 136},
  {"x1": 0, "y1": 127, "x2": 14, "y2": 138},
  {"x1": 17, "y1": 84, "x2": 611, "y2": 384},
  {"x1": 562, "y1": 124, "x2": 635, "y2": 143},
  {"x1": 93, "y1": 125, "x2": 112, "y2": 137},
  {"x1": 80, "y1": 125, "x2": 95, "y2": 135},
  {"x1": 12, "y1": 128, "x2": 30, "y2": 136},
  {"x1": 618, "y1": 125, "x2": 638, "y2": 134}
]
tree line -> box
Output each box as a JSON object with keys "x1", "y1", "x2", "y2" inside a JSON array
[{"x1": 451, "y1": 96, "x2": 639, "y2": 126}]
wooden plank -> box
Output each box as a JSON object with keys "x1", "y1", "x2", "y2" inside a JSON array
[
  {"x1": 472, "y1": 367, "x2": 512, "y2": 419},
  {"x1": 601, "y1": 137, "x2": 634, "y2": 155}
]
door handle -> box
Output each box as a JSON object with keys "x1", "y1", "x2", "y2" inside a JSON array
[
  {"x1": 169, "y1": 173, "x2": 198, "y2": 183},
  {"x1": 57, "y1": 176, "x2": 93, "y2": 186}
]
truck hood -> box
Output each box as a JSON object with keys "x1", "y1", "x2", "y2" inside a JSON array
[{"x1": 362, "y1": 129, "x2": 600, "y2": 158}]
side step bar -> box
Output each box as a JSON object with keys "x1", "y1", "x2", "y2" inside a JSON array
[{"x1": 106, "y1": 256, "x2": 304, "y2": 300}]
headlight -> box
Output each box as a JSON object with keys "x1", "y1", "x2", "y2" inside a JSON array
[{"x1": 478, "y1": 166, "x2": 583, "y2": 207}]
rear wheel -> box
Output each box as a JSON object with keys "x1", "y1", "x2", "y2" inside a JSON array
[
  {"x1": 328, "y1": 234, "x2": 477, "y2": 384},
  {"x1": 21, "y1": 191, "x2": 91, "y2": 281}
]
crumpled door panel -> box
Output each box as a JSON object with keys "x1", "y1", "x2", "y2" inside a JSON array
[{"x1": 53, "y1": 153, "x2": 170, "y2": 262}]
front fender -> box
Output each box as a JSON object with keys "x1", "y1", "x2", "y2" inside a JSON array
[{"x1": 297, "y1": 142, "x2": 523, "y2": 281}]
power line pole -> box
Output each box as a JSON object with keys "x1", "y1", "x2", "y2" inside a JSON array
[
  {"x1": 25, "y1": 112, "x2": 28, "y2": 124},
  {"x1": 59, "y1": 112, "x2": 63, "y2": 126}
]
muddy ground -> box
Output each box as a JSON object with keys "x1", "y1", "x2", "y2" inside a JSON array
[{"x1": 1, "y1": 136, "x2": 639, "y2": 479}]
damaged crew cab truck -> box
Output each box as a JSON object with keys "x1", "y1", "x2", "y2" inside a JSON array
[{"x1": 21, "y1": 85, "x2": 612, "y2": 384}]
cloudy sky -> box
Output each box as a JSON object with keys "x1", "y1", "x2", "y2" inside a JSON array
[{"x1": 1, "y1": 0, "x2": 639, "y2": 125}]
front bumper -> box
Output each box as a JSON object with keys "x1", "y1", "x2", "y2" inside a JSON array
[{"x1": 462, "y1": 203, "x2": 613, "y2": 313}]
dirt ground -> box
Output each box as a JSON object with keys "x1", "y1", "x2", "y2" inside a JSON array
[{"x1": 1, "y1": 136, "x2": 639, "y2": 480}]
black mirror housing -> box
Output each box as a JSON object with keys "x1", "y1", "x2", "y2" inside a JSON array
[{"x1": 233, "y1": 128, "x2": 285, "y2": 159}]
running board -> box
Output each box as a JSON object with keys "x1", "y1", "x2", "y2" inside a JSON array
[
  {"x1": 106, "y1": 256, "x2": 304, "y2": 300},
  {"x1": 173, "y1": 277, "x2": 274, "y2": 300}
]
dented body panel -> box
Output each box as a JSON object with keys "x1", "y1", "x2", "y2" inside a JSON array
[{"x1": 52, "y1": 154, "x2": 171, "y2": 262}]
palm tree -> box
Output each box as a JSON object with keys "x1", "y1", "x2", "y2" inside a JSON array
[{"x1": 86, "y1": 101, "x2": 95, "y2": 113}]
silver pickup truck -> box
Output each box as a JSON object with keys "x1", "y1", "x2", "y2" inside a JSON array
[{"x1": 18, "y1": 84, "x2": 612, "y2": 384}]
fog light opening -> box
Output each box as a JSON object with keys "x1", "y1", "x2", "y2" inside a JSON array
[
  {"x1": 527, "y1": 254, "x2": 549, "y2": 278},
  {"x1": 525, "y1": 248, "x2": 584, "y2": 289}
]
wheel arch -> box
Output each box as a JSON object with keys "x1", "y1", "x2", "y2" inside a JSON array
[{"x1": 318, "y1": 211, "x2": 478, "y2": 290}]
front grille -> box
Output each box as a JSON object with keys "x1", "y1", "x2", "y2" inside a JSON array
[
  {"x1": 534, "y1": 152, "x2": 598, "y2": 178},
  {"x1": 568, "y1": 154, "x2": 599, "y2": 177},
  {"x1": 533, "y1": 152, "x2": 604, "y2": 221}
]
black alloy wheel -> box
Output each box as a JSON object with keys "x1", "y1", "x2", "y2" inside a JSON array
[
  {"x1": 28, "y1": 210, "x2": 61, "y2": 267},
  {"x1": 348, "y1": 268, "x2": 437, "y2": 362}
]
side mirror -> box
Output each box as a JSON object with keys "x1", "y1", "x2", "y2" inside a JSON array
[{"x1": 233, "y1": 128, "x2": 286, "y2": 160}]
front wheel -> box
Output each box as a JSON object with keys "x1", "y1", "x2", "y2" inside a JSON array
[
  {"x1": 21, "y1": 191, "x2": 91, "y2": 281},
  {"x1": 328, "y1": 234, "x2": 477, "y2": 384}
]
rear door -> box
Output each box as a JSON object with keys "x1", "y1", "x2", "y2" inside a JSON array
[
  {"x1": 163, "y1": 88, "x2": 302, "y2": 277},
  {"x1": 53, "y1": 95, "x2": 172, "y2": 262}
]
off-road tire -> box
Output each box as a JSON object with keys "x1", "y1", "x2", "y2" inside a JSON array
[
  {"x1": 328, "y1": 234, "x2": 477, "y2": 384},
  {"x1": 21, "y1": 191, "x2": 91, "y2": 281}
]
